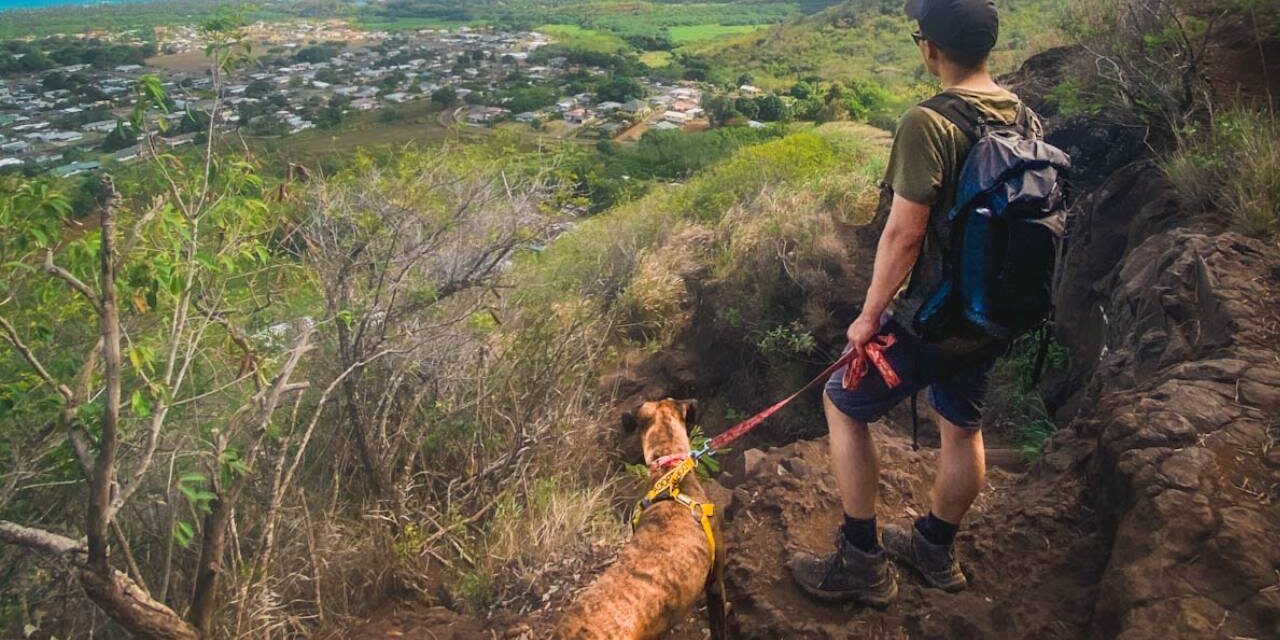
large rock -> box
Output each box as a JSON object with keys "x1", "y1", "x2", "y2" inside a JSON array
[{"x1": 1068, "y1": 228, "x2": 1280, "y2": 640}]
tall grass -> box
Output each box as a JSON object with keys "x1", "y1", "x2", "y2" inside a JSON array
[{"x1": 1163, "y1": 108, "x2": 1280, "y2": 240}]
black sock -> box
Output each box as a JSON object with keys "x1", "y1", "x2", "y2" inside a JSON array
[
  {"x1": 915, "y1": 512, "x2": 959, "y2": 547},
  {"x1": 841, "y1": 514, "x2": 880, "y2": 553}
]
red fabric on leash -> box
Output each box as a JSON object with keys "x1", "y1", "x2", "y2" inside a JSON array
[{"x1": 649, "y1": 334, "x2": 901, "y2": 474}]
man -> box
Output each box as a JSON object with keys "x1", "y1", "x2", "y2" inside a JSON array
[{"x1": 788, "y1": 0, "x2": 1043, "y2": 605}]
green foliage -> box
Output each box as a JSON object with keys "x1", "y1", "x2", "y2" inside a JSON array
[
  {"x1": 493, "y1": 83, "x2": 559, "y2": 112},
  {"x1": 689, "y1": 0, "x2": 1060, "y2": 92},
  {"x1": 984, "y1": 331, "x2": 1068, "y2": 459},
  {"x1": 0, "y1": 35, "x2": 154, "y2": 77},
  {"x1": 753, "y1": 320, "x2": 817, "y2": 362},
  {"x1": 572, "y1": 125, "x2": 787, "y2": 211},
  {"x1": 1163, "y1": 108, "x2": 1280, "y2": 239},
  {"x1": 1046, "y1": 78, "x2": 1103, "y2": 117},
  {"x1": 431, "y1": 85, "x2": 459, "y2": 107}
]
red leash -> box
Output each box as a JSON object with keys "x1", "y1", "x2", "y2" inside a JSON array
[{"x1": 650, "y1": 334, "x2": 901, "y2": 474}]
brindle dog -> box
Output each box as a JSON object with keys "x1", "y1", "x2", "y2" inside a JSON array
[{"x1": 555, "y1": 399, "x2": 727, "y2": 640}]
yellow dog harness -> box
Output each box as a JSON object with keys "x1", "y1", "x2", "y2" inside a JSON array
[{"x1": 630, "y1": 455, "x2": 717, "y2": 570}]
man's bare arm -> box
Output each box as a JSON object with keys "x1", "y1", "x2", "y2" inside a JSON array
[{"x1": 846, "y1": 193, "x2": 931, "y2": 352}]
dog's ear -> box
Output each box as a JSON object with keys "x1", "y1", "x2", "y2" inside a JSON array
[
  {"x1": 620, "y1": 409, "x2": 640, "y2": 433},
  {"x1": 676, "y1": 399, "x2": 698, "y2": 426}
]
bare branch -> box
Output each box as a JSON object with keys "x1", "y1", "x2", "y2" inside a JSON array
[
  {"x1": 42, "y1": 251, "x2": 101, "y2": 312},
  {"x1": 0, "y1": 520, "x2": 86, "y2": 559}
]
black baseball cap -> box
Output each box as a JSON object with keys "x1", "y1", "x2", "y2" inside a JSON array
[{"x1": 905, "y1": 0, "x2": 999, "y2": 56}]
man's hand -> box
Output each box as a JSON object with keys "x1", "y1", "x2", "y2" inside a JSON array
[{"x1": 846, "y1": 314, "x2": 882, "y2": 358}]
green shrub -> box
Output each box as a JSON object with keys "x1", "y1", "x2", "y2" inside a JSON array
[
  {"x1": 1163, "y1": 108, "x2": 1280, "y2": 239},
  {"x1": 983, "y1": 332, "x2": 1068, "y2": 459}
]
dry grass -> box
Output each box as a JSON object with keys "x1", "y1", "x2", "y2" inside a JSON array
[{"x1": 1164, "y1": 107, "x2": 1280, "y2": 240}]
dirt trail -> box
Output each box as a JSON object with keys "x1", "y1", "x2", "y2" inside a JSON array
[{"x1": 705, "y1": 428, "x2": 1104, "y2": 640}]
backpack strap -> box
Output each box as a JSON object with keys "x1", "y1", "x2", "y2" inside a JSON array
[
  {"x1": 921, "y1": 93, "x2": 1037, "y2": 142},
  {"x1": 919, "y1": 93, "x2": 987, "y2": 144}
]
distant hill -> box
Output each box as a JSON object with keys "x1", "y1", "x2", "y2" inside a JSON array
[{"x1": 689, "y1": 0, "x2": 1061, "y2": 91}]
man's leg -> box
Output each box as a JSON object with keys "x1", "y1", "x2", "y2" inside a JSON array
[
  {"x1": 930, "y1": 416, "x2": 985, "y2": 524},
  {"x1": 883, "y1": 357, "x2": 995, "y2": 593},
  {"x1": 787, "y1": 364, "x2": 905, "y2": 606},
  {"x1": 824, "y1": 392, "x2": 878, "y2": 520}
]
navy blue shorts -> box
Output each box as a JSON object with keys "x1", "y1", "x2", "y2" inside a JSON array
[{"x1": 824, "y1": 319, "x2": 1004, "y2": 429}]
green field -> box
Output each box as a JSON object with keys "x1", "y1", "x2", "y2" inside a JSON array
[
  {"x1": 668, "y1": 24, "x2": 766, "y2": 44},
  {"x1": 537, "y1": 24, "x2": 630, "y2": 53},
  {"x1": 640, "y1": 50, "x2": 674, "y2": 67}
]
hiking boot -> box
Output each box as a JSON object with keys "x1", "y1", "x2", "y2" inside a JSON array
[
  {"x1": 882, "y1": 523, "x2": 967, "y2": 592},
  {"x1": 787, "y1": 533, "x2": 897, "y2": 607}
]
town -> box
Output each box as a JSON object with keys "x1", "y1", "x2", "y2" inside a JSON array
[{"x1": 0, "y1": 18, "x2": 737, "y2": 178}]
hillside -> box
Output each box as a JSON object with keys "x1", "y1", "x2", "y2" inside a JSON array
[{"x1": 690, "y1": 0, "x2": 1061, "y2": 90}]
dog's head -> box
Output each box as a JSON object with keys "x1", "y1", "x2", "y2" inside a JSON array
[{"x1": 621, "y1": 398, "x2": 697, "y2": 467}]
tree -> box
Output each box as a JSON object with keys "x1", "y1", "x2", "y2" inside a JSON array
[
  {"x1": 596, "y1": 76, "x2": 645, "y2": 103},
  {"x1": 244, "y1": 78, "x2": 273, "y2": 98},
  {"x1": 755, "y1": 94, "x2": 786, "y2": 122},
  {"x1": 100, "y1": 121, "x2": 138, "y2": 152},
  {"x1": 303, "y1": 145, "x2": 563, "y2": 499},
  {"x1": 0, "y1": 14, "x2": 337, "y2": 638},
  {"x1": 432, "y1": 86, "x2": 458, "y2": 107},
  {"x1": 789, "y1": 80, "x2": 814, "y2": 100},
  {"x1": 702, "y1": 93, "x2": 734, "y2": 127}
]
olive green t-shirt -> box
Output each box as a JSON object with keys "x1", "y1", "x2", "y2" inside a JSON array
[{"x1": 882, "y1": 86, "x2": 1043, "y2": 351}]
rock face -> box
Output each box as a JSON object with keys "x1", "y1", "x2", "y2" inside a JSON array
[{"x1": 1064, "y1": 224, "x2": 1280, "y2": 638}]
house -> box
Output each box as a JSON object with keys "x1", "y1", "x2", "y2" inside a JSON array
[
  {"x1": 112, "y1": 145, "x2": 143, "y2": 163},
  {"x1": 670, "y1": 99, "x2": 699, "y2": 113},
  {"x1": 651, "y1": 121, "x2": 680, "y2": 132},
  {"x1": 465, "y1": 106, "x2": 508, "y2": 124},
  {"x1": 52, "y1": 160, "x2": 100, "y2": 178},
  {"x1": 384, "y1": 92, "x2": 412, "y2": 103},
  {"x1": 555, "y1": 98, "x2": 576, "y2": 112},
  {"x1": 662, "y1": 110, "x2": 690, "y2": 125},
  {"x1": 739, "y1": 84, "x2": 763, "y2": 97},
  {"x1": 670, "y1": 87, "x2": 700, "y2": 101},
  {"x1": 514, "y1": 111, "x2": 539, "y2": 124},
  {"x1": 564, "y1": 108, "x2": 588, "y2": 124},
  {"x1": 164, "y1": 133, "x2": 198, "y2": 148},
  {"x1": 0, "y1": 157, "x2": 23, "y2": 170},
  {"x1": 619, "y1": 99, "x2": 649, "y2": 117},
  {"x1": 81, "y1": 120, "x2": 119, "y2": 133},
  {"x1": 596, "y1": 101, "x2": 623, "y2": 113},
  {"x1": 351, "y1": 98, "x2": 378, "y2": 111},
  {"x1": 30, "y1": 131, "x2": 85, "y2": 144}
]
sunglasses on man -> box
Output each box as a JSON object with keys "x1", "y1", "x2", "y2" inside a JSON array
[{"x1": 912, "y1": 31, "x2": 926, "y2": 46}]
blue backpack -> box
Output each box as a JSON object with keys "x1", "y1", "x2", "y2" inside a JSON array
[{"x1": 911, "y1": 93, "x2": 1072, "y2": 343}]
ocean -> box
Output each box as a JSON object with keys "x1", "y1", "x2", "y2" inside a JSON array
[{"x1": 0, "y1": 0, "x2": 148, "y2": 12}]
